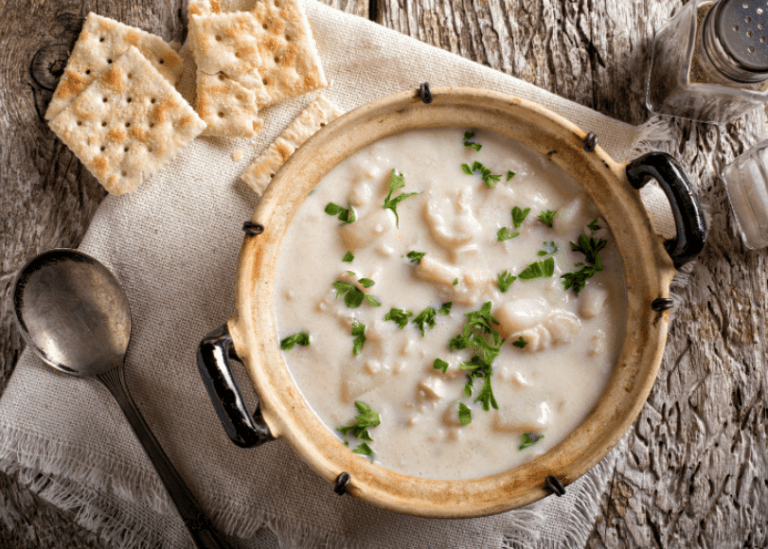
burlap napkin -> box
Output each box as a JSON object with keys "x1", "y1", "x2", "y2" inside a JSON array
[{"x1": 0, "y1": 2, "x2": 675, "y2": 548}]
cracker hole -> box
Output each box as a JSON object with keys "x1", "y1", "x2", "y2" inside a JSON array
[
  {"x1": 125, "y1": 122, "x2": 131, "y2": 127},
  {"x1": 77, "y1": 121, "x2": 82, "y2": 126},
  {"x1": 127, "y1": 97, "x2": 132, "y2": 103},
  {"x1": 128, "y1": 73, "x2": 133, "y2": 79},
  {"x1": 218, "y1": 112, "x2": 225, "y2": 117},
  {"x1": 159, "y1": 59, "x2": 164, "y2": 64},
  {"x1": 101, "y1": 122, "x2": 107, "y2": 127},
  {"x1": 149, "y1": 122, "x2": 155, "y2": 128},
  {"x1": 148, "y1": 147, "x2": 153, "y2": 153},
  {"x1": 85, "y1": 69, "x2": 91, "y2": 75},
  {"x1": 269, "y1": 173, "x2": 275, "y2": 179},
  {"x1": 151, "y1": 98, "x2": 156, "y2": 104},
  {"x1": 100, "y1": 146, "x2": 105, "y2": 151},
  {"x1": 218, "y1": 73, "x2": 225, "y2": 80},
  {"x1": 263, "y1": 24, "x2": 268, "y2": 29},
  {"x1": 215, "y1": 35, "x2": 222, "y2": 41},
  {"x1": 320, "y1": 122, "x2": 326, "y2": 127},
  {"x1": 274, "y1": 56, "x2": 279, "y2": 63},
  {"x1": 235, "y1": 51, "x2": 242, "y2": 58},
  {"x1": 236, "y1": 94, "x2": 243, "y2": 100},
  {"x1": 99, "y1": 37, "x2": 105, "y2": 42},
  {"x1": 285, "y1": 35, "x2": 292, "y2": 41},
  {"x1": 124, "y1": 147, "x2": 129, "y2": 152},
  {"x1": 263, "y1": 78, "x2": 269, "y2": 85},
  {"x1": 107, "y1": 59, "x2": 112, "y2": 64},
  {"x1": 122, "y1": 171, "x2": 127, "y2": 176},
  {"x1": 103, "y1": 97, "x2": 108, "y2": 103}
]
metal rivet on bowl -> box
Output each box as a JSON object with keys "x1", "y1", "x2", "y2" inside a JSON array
[
  {"x1": 583, "y1": 132, "x2": 598, "y2": 153},
  {"x1": 334, "y1": 472, "x2": 351, "y2": 495},
  {"x1": 651, "y1": 297, "x2": 674, "y2": 311},
  {"x1": 242, "y1": 221, "x2": 265, "y2": 236},
  {"x1": 418, "y1": 82, "x2": 433, "y2": 104},
  {"x1": 544, "y1": 475, "x2": 566, "y2": 497}
]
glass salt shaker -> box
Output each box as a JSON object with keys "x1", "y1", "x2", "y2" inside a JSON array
[
  {"x1": 647, "y1": 0, "x2": 768, "y2": 123},
  {"x1": 722, "y1": 140, "x2": 768, "y2": 248}
]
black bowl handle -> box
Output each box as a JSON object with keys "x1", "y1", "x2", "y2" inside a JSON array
[
  {"x1": 196, "y1": 324, "x2": 274, "y2": 448},
  {"x1": 626, "y1": 152, "x2": 707, "y2": 269}
]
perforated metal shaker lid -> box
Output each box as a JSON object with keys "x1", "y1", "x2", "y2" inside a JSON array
[{"x1": 706, "y1": 0, "x2": 768, "y2": 81}]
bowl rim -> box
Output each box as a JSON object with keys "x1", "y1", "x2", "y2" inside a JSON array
[{"x1": 228, "y1": 86, "x2": 677, "y2": 518}]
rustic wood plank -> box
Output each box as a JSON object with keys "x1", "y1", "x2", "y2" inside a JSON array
[{"x1": 378, "y1": 1, "x2": 768, "y2": 547}]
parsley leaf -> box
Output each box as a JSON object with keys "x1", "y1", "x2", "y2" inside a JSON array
[
  {"x1": 519, "y1": 432, "x2": 544, "y2": 450},
  {"x1": 384, "y1": 308, "x2": 414, "y2": 329},
  {"x1": 449, "y1": 302, "x2": 503, "y2": 411},
  {"x1": 358, "y1": 278, "x2": 375, "y2": 288},
  {"x1": 351, "y1": 321, "x2": 366, "y2": 356},
  {"x1": 537, "y1": 209, "x2": 557, "y2": 228},
  {"x1": 463, "y1": 130, "x2": 482, "y2": 152},
  {"x1": 383, "y1": 169, "x2": 419, "y2": 227},
  {"x1": 365, "y1": 295, "x2": 382, "y2": 307},
  {"x1": 433, "y1": 358, "x2": 449, "y2": 373},
  {"x1": 453, "y1": 278, "x2": 459, "y2": 285},
  {"x1": 458, "y1": 402, "x2": 472, "y2": 425},
  {"x1": 513, "y1": 336, "x2": 527, "y2": 349},
  {"x1": 561, "y1": 234, "x2": 608, "y2": 294},
  {"x1": 517, "y1": 257, "x2": 555, "y2": 280},
  {"x1": 338, "y1": 401, "x2": 380, "y2": 460},
  {"x1": 507, "y1": 170, "x2": 516, "y2": 181},
  {"x1": 587, "y1": 219, "x2": 601, "y2": 234},
  {"x1": 413, "y1": 302, "x2": 452, "y2": 336},
  {"x1": 325, "y1": 202, "x2": 356, "y2": 224},
  {"x1": 342, "y1": 251, "x2": 355, "y2": 263},
  {"x1": 497, "y1": 227, "x2": 520, "y2": 242},
  {"x1": 280, "y1": 332, "x2": 310, "y2": 351},
  {"x1": 537, "y1": 240, "x2": 559, "y2": 256},
  {"x1": 497, "y1": 270, "x2": 517, "y2": 293},
  {"x1": 512, "y1": 206, "x2": 531, "y2": 229},
  {"x1": 407, "y1": 251, "x2": 426, "y2": 264},
  {"x1": 463, "y1": 160, "x2": 502, "y2": 188}
]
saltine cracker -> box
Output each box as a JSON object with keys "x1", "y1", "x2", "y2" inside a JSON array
[
  {"x1": 45, "y1": 13, "x2": 183, "y2": 120},
  {"x1": 240, "y1": 94, "x2": 341, "y2": 195},
  {"x1": 49, "y1": 47, "x2": 206, "y2": 195}
]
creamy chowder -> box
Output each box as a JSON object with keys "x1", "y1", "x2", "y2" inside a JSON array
[{"x1": 273, "y1": 127, "x2": 626, "y2": 480}]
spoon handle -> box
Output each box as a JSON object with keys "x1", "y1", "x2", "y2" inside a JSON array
[{"x1": 98, "y1": 366, "x2": 232, "y2": 549}]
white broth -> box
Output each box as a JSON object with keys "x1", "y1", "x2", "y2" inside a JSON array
[{"x1": 273, "y1": 127, "x2": 626, "y2": 480}]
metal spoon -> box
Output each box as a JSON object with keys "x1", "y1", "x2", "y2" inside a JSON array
[{"x1": 13, "y1": 249, "x2": 231, "y2": 549}]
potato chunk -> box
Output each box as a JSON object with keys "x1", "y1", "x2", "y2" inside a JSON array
[{"x1": 340, "y1": 209, "x2": 396, "y2": 251}]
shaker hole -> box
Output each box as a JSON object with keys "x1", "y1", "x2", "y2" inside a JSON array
[
  {"x1": 760, "y1": 23, "x2": 765, "y2": 28},
  {"x1": 744, "y1": 3, "x2": 749, "y2": 8},
  {"x1": 749, "y1": 46, "x2": 755, "y2": 51},
  {"x1": 759, "y1": 8, "x2": 765, "y2": 14},
  {"x1": 762, "y1": 36, "x2": 766, "y2": 42},
  {"x1": 735, "y1": 25, "x2": 740, "y2": 30},
  {"x1": 748, "y1": 30, "x2": 754, "y2": 36},
  {"x1": 746, "y1": 16, "x2": 752, "y2": 22}
]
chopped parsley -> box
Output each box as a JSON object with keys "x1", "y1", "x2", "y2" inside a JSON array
[
  {"x1": 351, "y1": 321, "x2": 366, "y2": 356},
  {"x1": 280, "y1": 332, "x2": 310, "y2": 351},
  {"x1": 325, "y1": 202, "x2": 356, "y2": 224},
  {"x1": 433, "y1": 358, "x2": 449, "y2": 373},
  {"x1": 342, "y1": 251, "x2": 355, "y2": 263},
  {"x1": 461, "y1": 161, "x2": 502, "y2": 188},
  {"x1": 519, "y1": 432, "x2": 544, "y2": 450},
  {"x1": 517, "y1": 257, "x2": 555, "y2": 280},
  {"x1": 453, "y1": 278, "x2": 459, "y2": 285},
  {"x1": 497, "y1": 227, "x2": 520, "y2": 242},
  {"x1": 407, "y1": 251, "x2": 426, "y2": 264},
  {"x1": 537, "y1": 241, "x2": 559, "y2": 256},
  {"x1": 338, "y1": 401, "x2": 380, "y2": 460},
  {"x1": 512, "y1": 336, "x2": 527, "y2": 349},
  {"x1": 383, "y1": 169, "x2": 419, "y2": 227},
  {"x1": 449, "y1": 302, "x2": 503, "y2": 411},
  {"x1": 537, "y1": 209, "x2": 557, "y2": 228},
  {"x1": 412, "y1": 302, "x2": 452, "y2": 336},
  {"x1": 511, "y1": 206, "x2": 531, "y2": 229},
  {"x1": 561, "y1": 234, "x2": 608, "y2": 294},
  {"x1": 333, "y1": 280, "x2": 381, "y2": 308},
  {"x1": 458, "y1": 402, "x2": 472, "y2": 425},
  {"x1": 506, "y1": 170, "x2": 516, "y2": 181},
  {"x1": 384, "y1": 308, "x2": 414, "y2": 329},
  {"x1": 587, "y1": 219, "x2": 601, "y2": 234},
  {"x1": 497, "y1": 270, "x2": 516, "y2": 293},
  {"x1": 463, "y1": 130, "x2": 482, "y2": 152},
  {"x1": 358, "y1": 278, "x2": 375, "y2": 288}
]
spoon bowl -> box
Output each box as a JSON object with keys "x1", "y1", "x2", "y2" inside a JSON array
[
  {"x1": 13, "y1": 248, "x2": 231, "y2": 549},
  {"x1": 14, "y1": 249, "x2": 130, "y2": 376}
]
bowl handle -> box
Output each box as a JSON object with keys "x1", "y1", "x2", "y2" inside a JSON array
[
  {"x1": 625, "y1": 152, "x2": 707, "y2": 269},
  {"x1": 197, "y1": 323, "x2": 274, "y2": 448}
]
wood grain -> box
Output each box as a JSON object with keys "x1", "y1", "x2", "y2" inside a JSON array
[{"x1": 1, "y1": 0, "x2": 766, "y2": 548}]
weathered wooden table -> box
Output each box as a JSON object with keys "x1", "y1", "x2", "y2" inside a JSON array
[{"x1": 1, "y1": 1, "x2": 766, "y2": 547}]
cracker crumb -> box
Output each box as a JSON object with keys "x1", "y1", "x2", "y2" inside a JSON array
[{"x1": 232, "y1": 150, "x2": 244, "y2": 162}]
